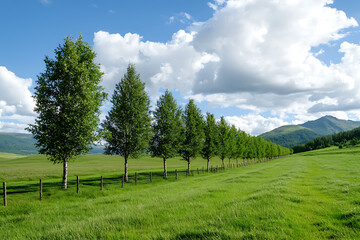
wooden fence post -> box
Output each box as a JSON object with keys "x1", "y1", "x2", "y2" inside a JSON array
[
  {"x1": 135, "y1": 172, "x2": 137, "y2": 185},
  {"x1": 3, "y1": 182, "x2": 6, "y2": 206},
  {"x1": 122, "y1": 175, "x2": 124, "y2": 188},
  {"x1": 77, "y1": 176, "x2": 79, "y2": 194},
  {"x1": 175, "y1": 169, "x2": 178, "y2": 180},
  {"x1": 101, "y1": 176, "x2": 103, "y2": 191},
  {"x1": 39, "y1": 179, "x2": 42, "y2": 201},
  {"x1": 150, "y1": 172, "x2": 152, "y2": 183}
]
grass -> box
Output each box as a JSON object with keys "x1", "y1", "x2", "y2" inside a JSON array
[
  {"x1": 1, "y1": 147, "x2": 360, "y2": 239},
  {"x1": 0, "y1": 153, "x2": 227, "y2": 182}
]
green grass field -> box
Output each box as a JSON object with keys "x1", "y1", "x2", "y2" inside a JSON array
[{"x1": 1, "y1": 147, "x2": 360, "y2": 239}]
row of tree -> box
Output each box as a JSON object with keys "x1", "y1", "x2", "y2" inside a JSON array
[
  {"x1": 292, "y1": 127, "x2": 360, "y2": 153},
  {"x1": 28, "y1": 36, "x2": 291, "y2": 189}
]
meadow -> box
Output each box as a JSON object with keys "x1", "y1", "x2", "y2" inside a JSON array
[{"x1": 1, "y1": 147, "x2": 360, "y2": 239}]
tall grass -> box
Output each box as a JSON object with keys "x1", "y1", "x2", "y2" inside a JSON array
[{"x1": 1, "y1": 147, "x2": 360, "y2": 239}]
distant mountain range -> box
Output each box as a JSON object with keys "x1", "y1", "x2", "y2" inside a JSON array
[
  {"x1": 261, "y1": 115, "x2": 360, "y2": 148},
  {"x1": 0, "y1": 133, "x2": 104, "y2": 155}
]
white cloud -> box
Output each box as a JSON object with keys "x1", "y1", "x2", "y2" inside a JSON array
[
  {"x1": 93, "y1": 0, "x2": 360, "y2": 135},
  {"x1": 225, "y1": 114, "x2": 287, "y2": 136},
  {"x1": 167, "y1": 12, "x2": 193, "y2": 24},
  {"x1": 0, "y1": 122, "x2": 29, "y2": 133},
  {"x1": 0, "y1": 67, "x2": 35, "y2": 133},
  {"x1": 94, "y1": 30, "x2": 219, "y2": 102},
  {"x1": 0, "y1": 67, "x2": 35, "y2": 117}
]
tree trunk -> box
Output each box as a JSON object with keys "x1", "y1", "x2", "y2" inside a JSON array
[
  {"x1": 163, "y1": 158, "x2": 167, "y2": 179},
  {"x1": 62, "y1": 159, "x2": 68, "y2": 189},
  {"x1": 187, "y1": 158, "x2": 191, "y2": 174},
  {"x1": 228, "y1": 158, "x2": 231, "y2": 168},
  {"x1": 222, "y1": 159, "x2": 225, "y2": 169},
  {"x1": 124, "y1": 156, "x2": 128, "y2": 182},
  {"x1": 207, "y1": 158, "x2": 210, "y2": 172}
]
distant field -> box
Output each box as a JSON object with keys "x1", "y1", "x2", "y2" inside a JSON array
[
  {"x1": 1, "y1": 147, "x2": 360, "y2": 239},
  {"x1": 0, "y1": 153, "x2": 225, "y2": 182}
]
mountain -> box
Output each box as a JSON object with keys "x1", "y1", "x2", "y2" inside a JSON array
[
  {"x1": 0, "y1": 132, "x2": 104, "y2": 155},
  {"x1": 261, "y1": 116, "x2": 360, "y2": 148},
  {"x1": 0, "y1": 133, "x2": 37, "y2": 155}
]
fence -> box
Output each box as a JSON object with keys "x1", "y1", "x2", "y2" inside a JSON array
[{"x1": 2, "y1": 157, "x2": 283, "y2": 206}]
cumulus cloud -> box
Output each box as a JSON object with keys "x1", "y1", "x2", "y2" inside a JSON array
[
  {"x1": 225, "y1": 114, "x2": 288, "y2": 136},
  {"x1": 93, "y1": 0, "x2": 360, "y2": 135},
  {"x1": 94, "y1": 30, "x2": 219, "y2": 101},
  {"x1": 0, "y1": 67, "x2": 35, "y2": 133}
]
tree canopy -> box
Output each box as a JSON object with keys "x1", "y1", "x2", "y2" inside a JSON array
[
  {"x1": 27, "y1": 36, "x2": 107, "y2": 189},
  {"x1": 180, "y1": 99, "x2": 205, "y2": 174},
  {"x1": 150, "y1": 90, "x2": 183, "y2": 179},
  {"x1": 102, "y1": 64, "x2": 152, "y2": 182}
]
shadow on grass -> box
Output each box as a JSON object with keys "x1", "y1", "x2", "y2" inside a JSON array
[{"x1": 4, "y1": 169, "x2": 215, "y2": 195}]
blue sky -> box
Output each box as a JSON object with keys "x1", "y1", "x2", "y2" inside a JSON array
[{"x1": 1, "y1": 0, "x2": 360, "y2": 135}]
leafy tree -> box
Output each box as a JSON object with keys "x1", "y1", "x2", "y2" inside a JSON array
[
  {"x1": 27, "y1": 36, "x2": 107, "y2": 189},
  {"x1": 150, "y1": 90, "x2": 183, "y2": 179},
  {"x1": 180, "y1": 99, "x2": 204, "y2": 174},
  {"x1": 102, "y1": 64, "x2": 152, "y2": 182},
  {"x1": 217, "y1": 116, "x2": 229, "y2": 168},
  {"x1": 235, "y1": 129, "x2": 246, "y2": 163},
  {"x1": 201, "y1": 112, "x2": 218, "y2": 172},
  {"x1": 227, "y1": 125, "x2": 237, "y2": 167}
]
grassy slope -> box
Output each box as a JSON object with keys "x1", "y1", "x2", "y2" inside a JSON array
[
  {"x1": 261, "y1": 116, "x2": 360, "y2": 148},
  {"x1": 1, "y1": 148, "x2": 360, "y2": 239},
  {"x1": 301, "y1": 115, "x2": 360, "y2": 136},
  {"x1": 261, "y1": 125, "x2": 321, "y2": 148},
  {"x1": 0, "y1": 133, "x2": 105, "y2": 155},
  {"x1": 0, "y1": 133, "x2": 37, "y2": 155}
]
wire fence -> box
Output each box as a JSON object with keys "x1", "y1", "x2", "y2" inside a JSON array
[{"x1": 2, "y1": 157, "x2": 285, "y2": 206}]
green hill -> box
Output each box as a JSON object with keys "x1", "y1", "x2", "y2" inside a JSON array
[
  {"x1": 260, "y1": 125, "x2": 321, "y2": 148},
  {"x1": 301, "y1": 115, "x2": 360, "y2": 135},
  {"x1": 261, "y1": 115, "x2": 360, "y2": 148},
  {"x1": 0, "y1": 132, "x2": 104, "y2": 155},
  {"x1": 0, "y1": 133, "x2": 37, "y2": 155}
]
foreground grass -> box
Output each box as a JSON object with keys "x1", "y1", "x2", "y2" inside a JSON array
[{"x1": 1, "y1": 147, "x2": 360, "y2": 239}]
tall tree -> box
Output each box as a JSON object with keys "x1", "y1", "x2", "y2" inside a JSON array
[
  {"x1": 180, "y1": 99, "x2": 204, "y2": 174},
  {"x1": 27, "y1": 36, "x2": 107, "y2": 189},
  {"x1": 227, "y1": 125, "x2": 237, "y2": 167},
  {"x1": 150, "y1": 90, "x2": 183, "y2": 179},
  {"x1": 217, "y1": 116, "x2": 229, "y2": 169},
  {"x1": 201, "y1": 112, "x2": 218, "y2": 172},
  {"x1": 235, "y1": 129, "x2": 246, "y2": 164},
  {"x1": 102, "y1": 64, "x2": 152, "y2": 182}
]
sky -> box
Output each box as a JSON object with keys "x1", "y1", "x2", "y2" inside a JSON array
[{"x1": 1, "y1": 0, "x2": 360, "y2": 136}]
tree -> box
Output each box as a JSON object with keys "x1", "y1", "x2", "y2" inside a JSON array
[
  {"x1": 235, "y1": 129, "x2": 246, "y2": 164},
  {"x1": 180, "y1": 99, "x2": 204, "y2": 174},
  {"x1": 227, "y1": 125, "x2": 237, "y2": 167},
  {"x1": 150, "y1": 90, "x2": 183, "y2": 179},
  {"x1": 27, "y1": 36, "x2": 107, "y2": 189},
  {"x1": 102, "y1": 64, "x2": 152, "y2": 182},
  {"x1": 217, "y1": 116, "x2": 229, "y2": 169},
  {"x1": 201, "y1": 112, "x2": 218, "y2": 172}
]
